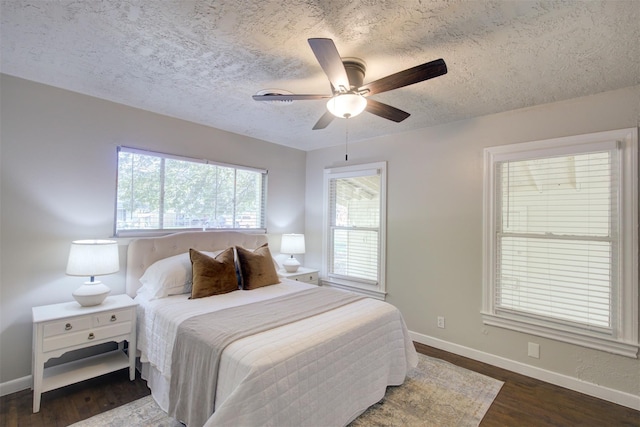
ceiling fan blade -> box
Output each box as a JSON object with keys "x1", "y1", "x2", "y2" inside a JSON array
[
  {"x1": 308, "y1": 38, "x2": 350, "y2": 91},
  {"x1": 252, "y1": 94, "x2": 331, "y2": 101},
  {"x1": 365, "y1": 99, "x2": 411, "y2": 122},
  {"x1": 359, "y1": 58, "x2": 447, "y2": 96},
  {"x1": 312, "y1": 111, "x2": 335, "y2": 130}
]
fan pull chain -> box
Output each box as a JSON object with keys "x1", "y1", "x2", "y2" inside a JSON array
[{"x1": 345, "y1": 115, "x2": 350, "y2": 161}]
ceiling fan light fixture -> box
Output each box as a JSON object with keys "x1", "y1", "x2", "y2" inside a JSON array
[{"x1": 326, "y1": 93, "x2": 367, "y2": 119}]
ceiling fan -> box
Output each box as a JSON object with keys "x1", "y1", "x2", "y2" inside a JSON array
[{"x1": 252, "y1": 38, "x2": 447, "y2": 130}]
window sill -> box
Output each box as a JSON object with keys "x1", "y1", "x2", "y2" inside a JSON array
[
  {"x1": 482, "y1": 312, "x2": 638, "y2": 358},
  {"x1": 321, "y1": 279, "x2": 386, "y2": 301},
  {"x1": 115, "y1": 228, "x2": 267, "y2": 238}
]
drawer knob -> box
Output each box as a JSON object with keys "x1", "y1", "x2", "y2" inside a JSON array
[
  {"x1": 88, "y1": 333, "x2": 95, "y2": 340},
  {"x1": 110, "y1": 315, "x2": 117, "y2": 322},
  {"x1": 65, "y1": 323, "x2": 72, "y2": 331}
]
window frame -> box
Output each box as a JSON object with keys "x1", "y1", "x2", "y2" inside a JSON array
[
  {"x1": 114, "y1": 146, "x2": 268, "y2": 237},
  {"x1": 322, "y1": 161, "x2": 387, "y2": 300},
  {"x1": 482, "y1": 128, "x2": 638, "y2": 357}
]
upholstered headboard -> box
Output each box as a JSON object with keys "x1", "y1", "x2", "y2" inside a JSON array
[{"x1": 125, "y1": 231, "x2": 268, "y2": 297}]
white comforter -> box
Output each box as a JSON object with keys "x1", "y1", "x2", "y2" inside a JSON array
[{"x1": 136, "y1": 280, "x2": 418, "y2": 427}]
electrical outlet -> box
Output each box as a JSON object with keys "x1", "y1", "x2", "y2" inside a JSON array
[
  {"x1": 528, "y1": 342, "x2": 540, "y2": 358},
  {"x1": 437, "y1": 316, "x2": 445, "y2": 329}
]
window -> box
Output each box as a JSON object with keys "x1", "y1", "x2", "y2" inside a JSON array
[
  {"x1": 115, "y1": 147, "x2": 267, "y2": 236},
  {"x1": 482, "y1": 129, "x2": 638, "y2": 357},
  {"x1": 323, "y1": 162, "x2": 386, "y2": 299}
]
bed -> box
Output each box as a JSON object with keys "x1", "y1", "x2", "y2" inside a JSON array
[{"x1": 126, "y1": 230, "x2": 418, "y2": 427}]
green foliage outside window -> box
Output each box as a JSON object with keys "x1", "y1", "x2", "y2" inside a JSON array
[{"x1": 116, "y1": 147, "x2": 266, "y2": 235}]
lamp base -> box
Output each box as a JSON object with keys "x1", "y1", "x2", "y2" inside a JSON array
[
  {"x1": 283, "y1": 256, "x2": 301, "y2": 273},
  {"x1": 73, "y1": 281, "x2": 111, "y2": 307}
]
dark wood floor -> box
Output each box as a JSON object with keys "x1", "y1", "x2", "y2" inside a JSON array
[
  {"x1": 414, "y1": 343, "x2": 639, "y2": 427},
  {"x1": 1, "y1": 343, "x2": 638, "y2": 426}
]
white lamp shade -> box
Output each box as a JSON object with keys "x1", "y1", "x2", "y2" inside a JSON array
[
  {"x1": 281, "y1": 234, "x2": 305, "y2": 255},
  {"x1": 66, "y1": 240, "x2": 120, "y2": 277},
  {"x1": 326, "y1": 94, "x2": 367, "y2": 118}
]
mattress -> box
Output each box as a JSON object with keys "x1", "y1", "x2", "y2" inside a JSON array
[{"x1": 135, "y1": 279, "x2": 418, "y2": 426}]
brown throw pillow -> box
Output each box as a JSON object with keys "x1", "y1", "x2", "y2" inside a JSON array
[
  {"x1": 236, "y1": 243, "x2": 280, "y2": 290},
  {"x1": 189, "y1": 248, "x2": 238, "y2": 299}
]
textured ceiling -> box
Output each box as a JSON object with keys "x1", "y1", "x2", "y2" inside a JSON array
[{"x1": 1, "y1": 1, "x2": 639, "y2": 151}]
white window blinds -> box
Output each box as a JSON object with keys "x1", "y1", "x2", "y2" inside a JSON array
[
  {"x1": 323, "y1": 162, "x2": 387, "y2": 299},
  {"x1": 328, "y1": 170, "x2": 381, "y2": 284},
  {"x1": 495, "y1": 145, "x2": 618, "y2": 332},
  {"x1": 483, "y1": 128, "x2": 638, "y2": 357}
]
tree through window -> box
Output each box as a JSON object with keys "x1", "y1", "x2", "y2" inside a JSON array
[{"x1": 115, "y1": 147, "x2": 266, "y2": 236}]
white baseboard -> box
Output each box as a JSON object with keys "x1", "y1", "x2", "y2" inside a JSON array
[
  {"x1": 0, "y1": 374, "x2": 31, "y2": 397},
  {"x1": 410, "y1": 331, "x2": 640, "y2": 411}
]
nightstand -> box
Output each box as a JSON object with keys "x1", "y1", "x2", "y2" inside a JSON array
[
  {"x1": 31, "y1": 294, "x2": 137, "y2": 413},
  {"x1": 279, "y1": 267, "x2": 319, "y2": 285}
]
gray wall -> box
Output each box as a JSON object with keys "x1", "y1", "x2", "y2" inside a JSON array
[
  {"x1": 304, "y1": 85, "x2": 640, "y2": 398},
  {"x1": 0, "y1": 74, "x2": 306, "y2": 385},
  {"x1": 1, "y1": 73, "x2": 638, "y2": 403}
]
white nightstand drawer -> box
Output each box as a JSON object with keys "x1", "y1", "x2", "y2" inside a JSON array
[
  {"x1": 93, "y1": 308, "x2": 132, "y2": 326},
  {"x1": 42, "y1": 321, "x2": 132, "y2": 352},
  {"x1": 43, "y1": 316, "x2": 92, "y2": 338},
  {"x1": 291, "y1": 271, "x2": 318, "y2": 284},
  {"x1": 279, "y1": 268, "x2": 319, "y2": 285}
]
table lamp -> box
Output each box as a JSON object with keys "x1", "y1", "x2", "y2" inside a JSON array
[
  {"x1": 66, "y1": 239, "x2": 119, "y2": 306},
  {"x1": 281, "y1": 233, "x2": 305, "y2": 273}
]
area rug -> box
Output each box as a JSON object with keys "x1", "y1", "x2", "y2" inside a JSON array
[{"x1": 70, "y1": 353, "x2": 503, "y2": 427}]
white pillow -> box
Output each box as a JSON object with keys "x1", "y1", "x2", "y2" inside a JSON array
[
  {"x1": 138, "y1": 250, "x2": 223, "y2": 299},
  {"x1": 138, "y1": 253, "x2": 191, "y2": 299}
]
